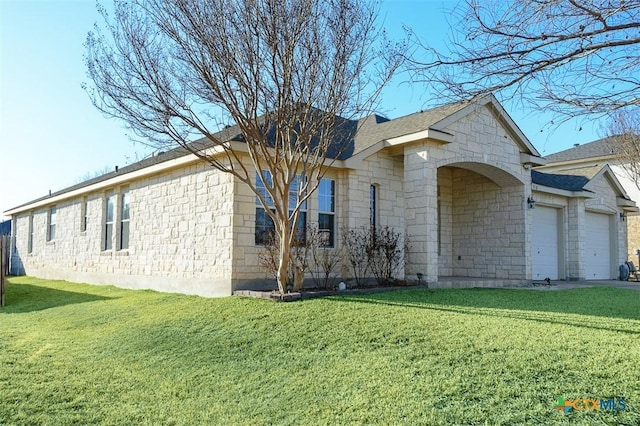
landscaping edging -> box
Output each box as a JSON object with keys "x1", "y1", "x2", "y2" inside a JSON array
[{"x1": 233, "y1": 284, "x2": 422, "y2": 302}]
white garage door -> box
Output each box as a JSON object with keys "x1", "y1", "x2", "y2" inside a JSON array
[
  {"x1": 532, "y1": 206, "x2": 559, "y2": 280},
  {"x1": 584, "y1": 212, "x2": 612, "y2": 279}
]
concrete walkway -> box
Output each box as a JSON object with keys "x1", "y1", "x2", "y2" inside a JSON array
[{"x1": 512, "y1": 280, "x2": 640, "y2": 291}]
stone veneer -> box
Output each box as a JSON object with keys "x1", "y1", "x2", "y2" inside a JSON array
[
  {"x1": 531, "y1": 170, "x2": 628, "y2": 280},
  {"x1": 402, "y1": 105, "x2": 531, "y2": 283},
  {"x1": 8, "y1": 97, "x2": 630, "y2": 296},
  {"x1": 13, "y1": 162, "x2": 235, "y2": 296}
]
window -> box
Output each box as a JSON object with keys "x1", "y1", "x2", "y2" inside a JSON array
[
  {"x1": 104, "y1": 194, "x2": 115, "y2": 250},
  {"x1": 318, "y1": 178, "x2": 335, "y2": 247},
  {"x1": 255, "y1": 171, "x2": 307, "y2": 245},
  {"x1": 437, "y1": 185, "x2": 441, "y2": 255},
  {"x1": 28, "y1": 213, "x2": 34, "y2": 254},
  {"x1": 290, "y1": 175, "x2": 307, "y2": 243},
  {"x1": 47, "y1": 206, "x2": 57, "y2": 241},
  {"x1": 80, "y1": 197, "x2": 88, "y2": 232},
  {"x1": 119, "y1": 190, "x2": 130, "y2": 250},
  {"x1": 255, "y1": 171, "x2": 275, "y2": 245},
  {"x1": 370, "y1": 184, "x2": 377, "y2": 232}
]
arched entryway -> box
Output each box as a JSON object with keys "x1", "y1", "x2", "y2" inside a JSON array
[{"x1": 437, "y1": 162, "x2": 526, "y2": 280}]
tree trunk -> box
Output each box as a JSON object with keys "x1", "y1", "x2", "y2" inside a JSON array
[{"x1": 276, "y1": 224, "x2": 291, "y2": 294}]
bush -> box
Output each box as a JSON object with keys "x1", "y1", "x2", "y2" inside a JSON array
[
  {"x1": 258, "y1": 231, "x2": 309, "y2": 292},
  {"x1": 341, "y1": 226, "x2": 407, "y2": 287},
  {"x1": 367, "y1": 226, "x2": 407, "y2": 285},
  {"x1": 308, "y1": 224, "x2": 343, "y2": 289},
  {"x1": 341, "y1": 226, "x2": 371, "y2": 287}
]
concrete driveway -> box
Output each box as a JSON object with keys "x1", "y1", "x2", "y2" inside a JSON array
[{"x1": 520, "y1": 280, "x2": 640, "y2": 291}]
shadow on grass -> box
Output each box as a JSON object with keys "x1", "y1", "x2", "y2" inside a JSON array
[
  {"x1": 1, "y1": 281, "x2": 113, "y2": 313},
  {"x1": 330, "y1": 287, "x2": 640, "y2": 334}
]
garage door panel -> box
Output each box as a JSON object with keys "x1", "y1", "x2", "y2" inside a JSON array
[
  {"x1": 584, "y1": 212, "x2": 611, "y2": 279},
  {"x1": 532, "y1": 206, "x2": 559, "y2": 280}
]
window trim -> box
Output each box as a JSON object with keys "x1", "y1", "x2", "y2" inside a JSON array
[
  {"x1": 318, "y1": 178, "x2": 335, "y2": 248},
  {"x1": 27, "y1": 212, "x2": 34, "y2": 254},
  {"x1": 104, "y1": 193, "x2": 116, "y2": 251},
  {"x1": 119, "y1": 190, "x2": 130, "y2": 250},
  {"x1": 47, "y1": 206, "x2": 57, "y2": 242},
  {"x1": 80, "y1": 197, "x2": 88, "y2": 233}
]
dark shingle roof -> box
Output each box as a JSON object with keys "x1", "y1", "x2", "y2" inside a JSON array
[
  {"x1": 545, "y1": 136, "x2": 618, "y2": 162},
  {"x1": 5, "y1": 99, "x2": 485, "y2": 213},
  {"x1": 531, "y1": 170, "x2": 590, "y2": 191},
  {"x1": 353, "y1": 101, "x2": 469, "y2": 154}
]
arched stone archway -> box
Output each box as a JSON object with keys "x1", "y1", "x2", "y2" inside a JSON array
[{"x1": 436, "y1": 162, "x2": 526, "y2": 280}]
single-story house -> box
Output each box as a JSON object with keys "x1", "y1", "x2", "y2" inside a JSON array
[
  {"x1": 537, "y1": 138, "x2": 640, "y2": 262},
  {"x1": 5, "y1": 95, "x2": 637, "y2": 296}
]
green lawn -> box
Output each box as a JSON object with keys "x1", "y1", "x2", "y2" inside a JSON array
[{"x1": 1, "y1": 277, "x2": 639, "y2": 425}]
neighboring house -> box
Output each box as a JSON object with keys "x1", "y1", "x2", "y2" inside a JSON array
[
  {"x1": 4, "y1": 95, "x2": 636, "y2": 296},
  {"x1": 0, "y1": 219, "x2": 10, "y2": 236},
  {"x1": 538, "y1": 137, "x2": 640, "y2": 263}
]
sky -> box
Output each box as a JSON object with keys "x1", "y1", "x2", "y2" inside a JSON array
[{"x1": 0, "y1": 0, "x2": 602, "y2": 220}]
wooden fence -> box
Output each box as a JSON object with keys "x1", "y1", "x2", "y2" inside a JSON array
[{"x1": 0, "y1": 235, "x2": 8, "y2": 307}]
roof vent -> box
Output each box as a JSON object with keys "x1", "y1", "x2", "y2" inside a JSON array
[{"x1": 573, "y1": 143, "x2": 580, "y2": 147}]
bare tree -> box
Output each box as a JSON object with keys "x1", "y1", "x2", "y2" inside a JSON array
[
  {"x1": 84, "y1": 0, "x2": 402, "y2": 294},
  {"x1": 406, "y1": 0, "x2": 640, "y2": 118},
  {"x1": 605, "y1": 109, "x2": 640, "y2": 190},
  {"x1": 74, "y1": 165, "x2": 115, "y2": 184}
]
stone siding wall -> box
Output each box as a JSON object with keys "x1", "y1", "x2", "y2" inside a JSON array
[
  {"x1": 404, "y1": 105, "x2": 530, "y2": 282},
  {"x1": 450, "y1": 169, "x2": 525, "y2": 279},
  {"x1": 13, "y1": 162, "x2": 235, "y2": 296},
  {"x1": 627, "y1": 215, "x2": 640, "y2": 261},
  {"x1": 231, "y1": 165, "x2": 352, "y2": 288}
]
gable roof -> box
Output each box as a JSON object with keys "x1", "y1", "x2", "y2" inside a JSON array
[
  {"x1": 531, "y1": 170, "x2": 591, "y2": 192},
  {"x1": 352, "y1": 101, "x2": 469, "y2": 154},
  {"x1": 545, "y1": 136, "x2": 618, "y2": 163},
  {"x1": 533, "y1": 165, "x2": 633, "y2": 202},
  {"x1": 347, "y1": 94, "x2": 544, "y2": 168},
  {"x1": 5, "y1": 95, "x2": 544, "y2": 215}
]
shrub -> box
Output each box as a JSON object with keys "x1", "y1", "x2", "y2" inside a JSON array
[
  {"x1": 258, "y1": 231, "x2": 309, "y2": 292},
  {"x1": 341, "y1": 226, "x2": 371, "y2": 287},
  {"x1": 367, "y1": 226, "x2": 407, "y2": 285},
  {"x1": 308, "y1": 224, "x2": 343, "y2": 289},
  {"x1": 341, "y1": 226, "x2": 408, "y2": 287}
]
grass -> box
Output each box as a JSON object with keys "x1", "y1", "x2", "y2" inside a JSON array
[{"x1": 1, "y1": 277, "x2": 639, "y2": 425}]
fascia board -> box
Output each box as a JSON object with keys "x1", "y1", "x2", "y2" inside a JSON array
[
  {"x1": 5, "y1": 141, "x2": 346, "y2": 216},
  {"x1": 618, "y1": 197, "x2": 638, "y2": 208},
  {"x1": 385, "y1": 128, "x2": 454, "y2": 146},
  {"x1": 344, "y1": 140, "x2": 386, "y2": 169},
  {"x1": 4, "y1": 144, "x2": 231, "y2": 215},
  {"x1": 537, "y1": 155, "x2": 617, "y2": 169},
  {"x1": 532, "y1": 184, "x2": 594, "y2": 199},
  {"x1": 521, "y1": 153, "x2": 547, "y2": 166}
]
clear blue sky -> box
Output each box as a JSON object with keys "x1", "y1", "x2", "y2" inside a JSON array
[{"x1": 0, "y1": 0, "x2": 601, "y2": 220}]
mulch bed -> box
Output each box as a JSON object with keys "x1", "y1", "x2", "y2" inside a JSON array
[{"x1": 234, "y1": 283, "x2": 423, "y2": 302}]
